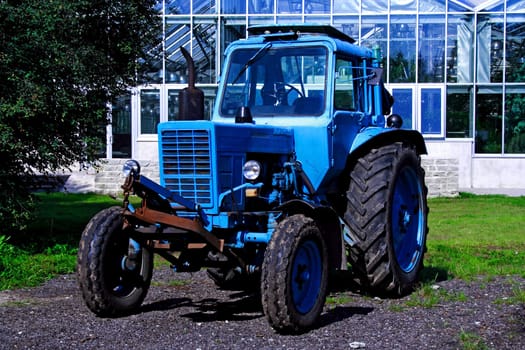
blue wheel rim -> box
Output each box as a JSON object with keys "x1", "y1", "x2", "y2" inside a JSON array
[
  {"x1": 291, "y1": 239, "x2": 323, "y2": 314},
  {"x1": 392, "y1": 166, "x2": 425, "y2": 273}
]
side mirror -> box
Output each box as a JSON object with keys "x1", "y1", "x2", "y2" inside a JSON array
[{"x1": 368, "y1": 67, "x2": 383, "y2": 86}]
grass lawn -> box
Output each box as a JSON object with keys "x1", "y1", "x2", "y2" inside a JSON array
[
  {"x1": 0, "y1": 193, "x2": 121, "y2": 289},
  {"x1": 425, "y1": 193, "x2": 525, "y2": 280},
  {"x1": 1, "y1": 192, "x2": 524, "y2": 290}
]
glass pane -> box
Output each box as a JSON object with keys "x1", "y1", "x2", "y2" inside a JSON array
[
  {"x1": 332, "y1": 16, "x2": 359, "y2": 40},
  {"x1": 275, "y1": 16, "x2": 303, "y2": 24},
  {"x1": 278, "y1": 0, "x2": 301, "y2": 14},
  {"x1": 112, "y1": 95, "x2": 132, "y2": 158},
  {"x1": 249, "y1": 16, "x2": 276, "y2": 26},
  {"x1": 448, "y1": 1, "x2": 471, "y2": 12},
  {"x1": 276, "y1": 0, "x2": 329, "y2": 14},
  {"x1": 418, "y1": 15, "x2": 445, "y2": 83},
  {"x1": 361, "y1": 15, "x2": 388, "y2": 75},
  {"x1": 222, "y1": 22, "x2": 246, "y2": 50},
  {"x1": 165, "y1": 19, "x2": 190, "y2": 83},
  {"x1": 446, "y1": 87, "x2": 472, "y2": 138},
  {"x1": 333, "y1": 0, "x2": 359, "y2": 13},
  {"x1": 419, "y1": 0, "x2": 445, "y2": 12},
  {"x1": 508, "y1": 0, "x2": 525, "y2": 12},
  {"x1": 166, "y1": 0, "x2": 190, "y2": 14},
  {"x1": 479, "y1": 2, "x2": 504, "y2": 12},
  {"x1": 168, "y1": 89, "x2": 179, "y2": 121},
  {"x1": 475, "y1": 90, "x2": 502, "y2": 153},
  {"x1": 140, "y1": 90, "x2": 160, "y2": 134},
  {"x1": 193, "y1": 19, "x2": 217, "y2": 84},
  {"x1": 391, "y1": 88, "x2": 413, "y2": 130},
  {"x1": 363, "y1": 1, "x2": 387, "y2": 14},
  {"x1": 421, "y1": 88, "x2": 442, "y2": 135},
  {"x1": 476, "y1": 14, "x2": 504, "y2": 83},
  {"x1": 249, "y1": 0, "x2": 274, "y2": 14},
  {"x1": 334, "y1": 58, "x2": 359, "y2": 111},
  {"x1": 505, "y1": 89, "x2": 525, "y2": 154},
  {"x1": 203, "y1": 88, "x2": 216, "y2": 120},
  {"x1": 307, "y1": 0, "x2": 331, "y2": 14},
  {"x1": 220, "y1": 46, "x2": 327, "y2": 117},
  {"x1": 390, "y1": 16, "x2": 416, "y2": 83},
  {"x1": 447, "y1": 14, "x2": 474, "y2": 83},
  {"x1": 505, "y1": 14, "x2": 525, "y2": 83},
  {"x1": 304, "y1": 15, "x2": 331, "y2": 24},
  {"x1": 194, "y1": 0, "x2": 216, "y2": 14},
  {"x1": 221, "y1": 1, "x2": 246, "y2": 14},
  {"x1": 390, "y1": 0, "x2": 416, "y2": 12}
]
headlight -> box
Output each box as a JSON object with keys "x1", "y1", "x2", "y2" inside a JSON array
[
  {"x1": 122, "y1": 159, "x2": 141, "y2": 178},
  {"x1": 243, "y1": 160, "x2": 261, "y2": 181}
]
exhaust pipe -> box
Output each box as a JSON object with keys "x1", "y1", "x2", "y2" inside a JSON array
[{"x1": 178, "y1": 47, "x2": 205, "y2": 120}]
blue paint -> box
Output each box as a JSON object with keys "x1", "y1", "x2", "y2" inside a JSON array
[
  {"x1": 391, "y1": 166, "x2": 426, "y2": 273},
  {"x1": 291, "y1": 239, "x2": 323, "y2": 314}
]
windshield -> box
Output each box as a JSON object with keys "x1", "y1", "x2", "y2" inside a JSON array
[{"x1": 220, "y1": 46, "x2": 327, "y2": 118}]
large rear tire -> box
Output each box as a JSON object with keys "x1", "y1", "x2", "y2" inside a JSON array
[
  {"x1": 261, "y1": 214, "x2": 328, "y2": 333},
  {"x1": 345, "y1": 143, "x2": 428, "y2": 295},
  {"x1": 77, "y1": 206, "x2": 153, "y2": 316}
]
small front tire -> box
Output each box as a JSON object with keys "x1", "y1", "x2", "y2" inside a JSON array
[
  {"x1": 77, "y1": 206, "x2": 153, "y2": 316},
  {"x1": 261, "y1": 214, "x2": 328, "y2": 333}
]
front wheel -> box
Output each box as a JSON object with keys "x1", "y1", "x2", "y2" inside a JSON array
[
  {"x1": 77, "y1": 206, "x2": 153, "y2": 316},
  {"x1": 261, "y1": 215, "x2": 328, "y2": 333},
  {"x1": 345, "y1": 143, "x2": 428, "y2": 295}
]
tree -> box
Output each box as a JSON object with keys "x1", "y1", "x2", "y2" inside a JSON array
[{"x1": 0, "y1": 0, "x2": 161, "y2": 233}]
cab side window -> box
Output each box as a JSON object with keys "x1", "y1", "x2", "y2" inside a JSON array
[{"x1": 334, "y1": 57, "x2": 359, "y2": 111}]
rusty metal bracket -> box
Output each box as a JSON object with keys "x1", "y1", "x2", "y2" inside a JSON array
[{"x1": 125, "y1": 206, "x2": 224, "y2": 252}]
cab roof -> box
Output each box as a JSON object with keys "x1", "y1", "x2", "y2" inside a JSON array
[
  {"x1": 238, "y1": 24, "x2": 373, "y2": 60},
  {"x1": 248, "y1": 24, "x2": 356, "y2": 44}
]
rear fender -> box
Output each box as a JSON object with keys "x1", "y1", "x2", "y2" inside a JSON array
[
  {"x1": 350, "y1": 128, "x2": 427, "y2": 157},
  {"x1": 277, "y1": 200, "x2": 344, "y2": 270}
]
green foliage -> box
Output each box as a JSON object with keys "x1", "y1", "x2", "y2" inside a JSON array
[
  {"x1": 459, "y1": 330, "x2": 489, "y2": 350},
  {"x1": 0, "y1": 0, "x2": 161, "y2": 232},
  {"x1": 404, "y1": 284, "x2": 467, "y2": 308},
  {"x1": 494, "y1": 281, "x2": 525, "y2": 305},
  {"x1": 325, "y1": 293, "x2": 355, "y2": 306},
  {"x1": 0, "y1": 240, "x2": 76, "y2": 290}
]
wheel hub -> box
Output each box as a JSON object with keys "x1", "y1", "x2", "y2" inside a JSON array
[
  {"x1": 121, "y1": 256, "x2": 137, "y2": 271},
  {"x1": 294, "y1": 264, "x2": 310, "y2": 289},
  {"x1": 400, "y1": 208, "x2": 411, "y2": 233}
]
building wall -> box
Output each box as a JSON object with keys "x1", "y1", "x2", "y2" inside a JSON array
[
  {"x1": 472, "y1": 158, "x2": 525, "y2": 188},
  {"x1": 425, "y1": 140, "x2": 473, "y2": 188}
]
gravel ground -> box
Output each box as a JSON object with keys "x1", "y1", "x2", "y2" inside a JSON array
[{"x1": 0, "y1": 266, "x2": 523, "y2": 350}]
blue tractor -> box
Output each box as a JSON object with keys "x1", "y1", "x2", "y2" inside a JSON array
[{"x1": 77, "y1": 25, "x2": 428, "y2": 333}]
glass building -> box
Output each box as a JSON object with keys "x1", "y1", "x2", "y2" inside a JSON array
[{"x1": 108, "y1": 0, "x2": 525, "y2": 189}]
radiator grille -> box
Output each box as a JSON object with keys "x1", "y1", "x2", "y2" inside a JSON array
[{"x1": 160, "y1": 129, "x2": 212, "y2": 207}]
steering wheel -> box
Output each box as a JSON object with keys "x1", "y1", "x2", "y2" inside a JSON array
[{"x1": 262, "y1": 82, "x2": 304, "y2": 106}]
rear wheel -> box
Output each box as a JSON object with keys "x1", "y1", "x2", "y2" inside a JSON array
[
  {"x1": 261, "y1": 214, "x2": 328, "y2": 333},
  {"x1": 345, "y1": 143, "x2": 428, "y2": 295},
  {"x1": 77, "y1": 206, "x2": 153, "y2": 316}
]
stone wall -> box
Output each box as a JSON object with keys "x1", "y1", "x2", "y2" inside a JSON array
[
  {"x1": 421, "y1": 157, "x2": 459, "y2": 197},
  {"x1": 84, "y1": 157, "x2": 458, "y2": 198}
]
